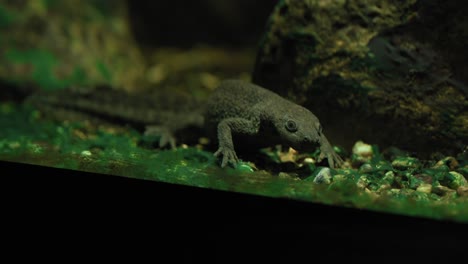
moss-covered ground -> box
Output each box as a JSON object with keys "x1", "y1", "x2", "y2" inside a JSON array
[{"x1": 1, "y1": 101, "x2": 467, "y2": 223}]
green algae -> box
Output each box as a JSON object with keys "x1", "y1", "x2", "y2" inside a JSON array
[{"x1": 1, "y1": 101, "x2": 468, "y2": 223}]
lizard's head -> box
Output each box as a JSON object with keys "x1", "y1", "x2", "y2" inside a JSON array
[{"x1": 272, "y1": 105, "x2": 323, "y2": 151}]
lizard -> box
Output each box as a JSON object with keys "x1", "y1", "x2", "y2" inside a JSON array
[{"x1": 24, "y1": 79, "x2": 344, "y2": 169}]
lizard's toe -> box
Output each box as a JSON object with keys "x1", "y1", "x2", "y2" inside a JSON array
[
  {"x1": 328, "y1": 153, "x2": 344, "y2": 169},
  {"x1": 145, "y1": 125, "x2": 177, "y2": 149},
  {"x1": 214, "y1": 147, "x2": 239, "y2": 168},
  {"x1": 159, "y1": 134, "x2": 177, "y2": 149}
]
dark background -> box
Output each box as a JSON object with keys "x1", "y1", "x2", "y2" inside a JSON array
[{"x1": 127, "y1": 0, "x2": 278, "y2": 48}]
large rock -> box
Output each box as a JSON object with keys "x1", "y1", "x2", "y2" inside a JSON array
[{"x1": 253, "y1": 0, "x2": 467, "y2": 157}]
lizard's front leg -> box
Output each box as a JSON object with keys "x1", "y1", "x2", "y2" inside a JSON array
[
  {"x1": 214, "y1": 118, "x2": 259, "y2": 168},
  {"x1": 317, "y1": 134, "x2": 343, "y2": 169},
  {"x1": 144, "y1": 112, "x2": 204, "y2": 149}
]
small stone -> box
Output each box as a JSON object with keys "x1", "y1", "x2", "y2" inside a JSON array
[
  {"x1": 434, "y1": 156, "x2": 459, "y2": 170},
  {"x1": 359, "y1": 163, "x2": 373, "y2": 173},
  {"x1": 303, "y1": 157, "x2": 315, "y2": 164},
  {"x1": 447, "y1": 171, "x2": 468, "y2": 189},
  {"x1": 313, "y1": 167, "x2": 332, "y2": 184},
  {"x1": 356, "y1": 175, "x2": 371, "y2": 189},
  {"x1": 457, "y1": 186, "x2": 468, "y2": 197},
  {"x1": 391, "y1": 157, "x2": 420, "y2": 170},
  {"x1": 8, "y1": 142, "x2": 20, "y2": 149},
  {"x1": 416, "y1": 183, "x2": 432, "y2": 194},
  {"x1": 365, "y1": 188, "x2": 380, "y2": 200},
  {"x1": 382, "y1": 171, "x2": 395, "y2": 184},
  {"x1": 376, "y1": 184, "x2": 391, "y2": 194},
  {"x1": 432, "y1": 185, "x2": 456, "y2": 196},
  {"x1": 81, "y1": 150, "x2": 92, "y2": 157},
  {"x1": 279, "y1": 147, "x2": 298, "y2": 163},
  {"x1": 399, "y1": 188, "x2": 415, "y2": 197},
  {"x1": 386, "y1": 188, "x2": 401, "y2": 196},
  {"x1": 352, "y1": 141, "x2": 373, "y2": 163},
  {"x1": 278, "y1": 172, "x2": 299, "y2": 180},
  {"x1": 413, "y1": 174, "x2": 433, "y2": 184},
  {"x1": 235, "y1": 162, "x2": 254, "y2": 173},
  {"x1": 408, "y1": 174, "x2": 425, "y2": 189},
  {"x1": 410, "y1": 191, "x2": 430, "y2": 202},
  {"x1": 332, "y1": 174, "x2": 347, "y2": 182}
]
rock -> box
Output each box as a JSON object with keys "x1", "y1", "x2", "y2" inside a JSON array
[
  {"x1": 80, "y1": 150, "x2": 92, "y2": 157},
  {"x1": 391, "y1": 157, "x2": 420, "y2": 170},
  {"x1": 235, "y1": 162, "x2": 255, "y2": 173},
  {"x1": 447, "y1": 171, "x2": 468, "y2": 189},
  {"x1": 376, "y1": 183, "x2": 391, "y2": 194},
  {"x1": 432, "y1": 185, "x2": 456, "y2": 196},
  {"x1": 356, "y1": 175, "x2": 371, "y2": 189},
  {"x1": 457, "y1": 186, "x2": 468, "y2": 197},
  {"x1": 382, "y1": 171, "x2": 395, "y2": 185},
  {"x1": 386, "y1": 188, "x2": 401, "y2": 196},
  {"x1": 278, "y1": 172, "x2": 299, "y2": 180},
  {"x1": 400, "y1": 189, "x2": 415, "y2": 197},
  {"x1": 410, "y1": 191, "x2": 430, "y2": 202},
  {"x1": 313, "y1": 167, "x2": 332, "y2": 184},
  {"x1": 365, "y1": 188, "x2": 380, "y2": 200},
  {"x1": 253, "y1": 0, "x2": 468, "y2": 157},
  {"x1": 434, "y1": 156, "x2": 459, "y2": 170},
  {"x1": 332, "y1": 174, "x2": 347, "y2": 182},
  {"x1": 385, "y1": 188, "x2": 414, "y2": 198},
  {"x1": 352, "y1": 141, "x2": 373, "y2": 164},
  {"x1": 413, "y1": 174, "x2": 433, "y2": 184},
  {"x1": 416, "y1": 183, "x2": 432, "y2": 194},
  {"x1": 359, "y1": 163, "x2": 374, "y2": 173}
]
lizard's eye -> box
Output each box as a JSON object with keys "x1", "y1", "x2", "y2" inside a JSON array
[{"x1": 285, "y1": 120, "x2": 298, "y2": 132}]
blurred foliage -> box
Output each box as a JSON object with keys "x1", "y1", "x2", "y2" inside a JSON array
[{"x1": 0, "y1": 0, "x2": 146, "y2": 91}]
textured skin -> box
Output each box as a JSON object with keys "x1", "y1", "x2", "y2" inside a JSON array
[{"x1": 204, "y1": 80, "x2": 343, "y2": 168}]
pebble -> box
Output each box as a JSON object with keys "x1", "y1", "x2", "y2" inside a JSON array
[
  {"x1": 359, "y1": 163, "x2": 373, "y2": 173},
  {"x1": 391, "y1": 157, "x2": 420, "y2": 170},
  {"x1": 356, "y1": 175, "x2": 371, "y2": 189},
  {"x1": 81, "y1": 150, "x2": 92, "y2": 157},
  {"x1": 382, "y1": 171, "x2": 395, "y2": 184},
  {"x1": 434, "y1": 156, "x2": 459, "y2": 170},
  {"x1": 457, "y1": 186, "x2": 468, "y2": 197},
  {"x1": 413, "y1": 174, "x2": 433, "y2": 184},
  {"x1": 447, "y1": 171, "x2": 467, "y2": 189},
  {"x1": 432, "y1": 185, "x2": 456, "y2": 196},
  {"x1": 416, "y1": 183, "x2": 432, "y2": 194},
  {"x1": 376, "y1": 184, "x2": 391, "y2": 194},
  {"x1": 313, "y1": 167, "x2": 332, "y2": 184},
  {"x1": 352, "y1": 141, "x2": 373, "y2": 163},
  {"x1": 332, "y1": 174, "x2": 347, "y2": 182},
  {"x1": 236, "y1": 163, "x2": 254, "y2": 173}
]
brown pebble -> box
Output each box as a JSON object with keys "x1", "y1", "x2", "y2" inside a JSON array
[
  {"x1": 413, "y1": 174, "x2": 433, "y2": 184},
  {"x1": 457, "y1": 186, "x2": 468, "y2": 197},
  {"x1": 432, "y1": 185, "x2": 456, "y2": 196}
]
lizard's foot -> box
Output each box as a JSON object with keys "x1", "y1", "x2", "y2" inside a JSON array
[
  {"x1": 214, "y1": 146, "x2": 239, "y2": 168},
  {"x1": 318, "y1": 149, "x2": 344, "y2": 169},
  {"x1": 144, "y1": 125, "x2": 176, "y2": 149}
]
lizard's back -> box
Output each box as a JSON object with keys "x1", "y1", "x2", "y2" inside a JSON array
[{"x1": 204, "y1": 79, "x2": 282, "y2": 124}]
